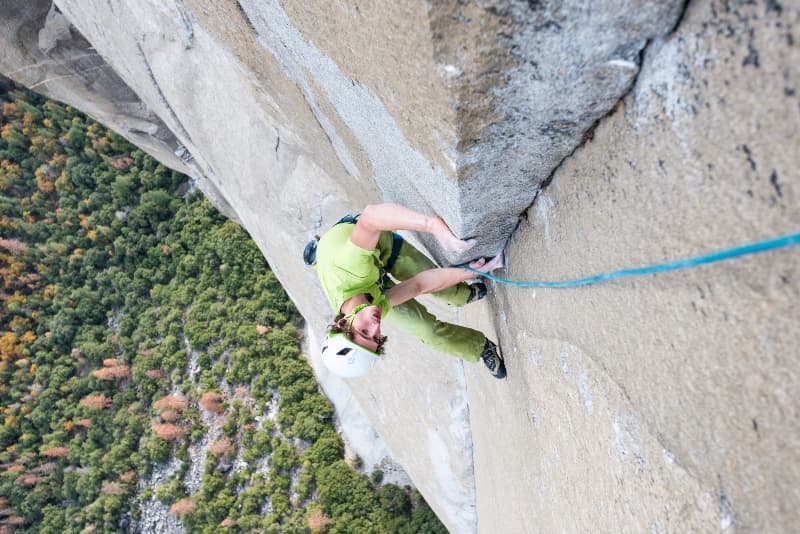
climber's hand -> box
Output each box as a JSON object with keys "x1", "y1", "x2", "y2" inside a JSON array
[
  {"x1": 469, "y1": 253, "x2": 504, "y2": 273},
  {"x1": 430, "y1": 216, "x2": 476, "y2": 254}
]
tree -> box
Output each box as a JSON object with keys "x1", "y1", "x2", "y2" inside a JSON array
[
  {"x1": 0, "y1": 238, "x2": 28, "y2": 256},
  {"x1": 198, "y1": 392, "x2": 225, "y2": 414},
  {"x1": 91, "y1": 364, "x2": 130, "y2": 381},
  {"x1": 79, "y1": 394, "x2": 112, "y2": 409},
  {"x1": 40, "y1": 446, "x2": 69, "y2": 458},
  {"x1": 208, "y1": 437, "x2": 234, "y2": 456},
  {"x1": 100, "y1": 482, "x2": 125, "y2": 495},
  {"x1": 307, "y1": 507, "x2": 333, "y2": 532},
  {"x1": 0, "y1": 87, "x2": 445, "y2": 533},
  {"x1": 151, "y1": 424, "x2": 187, "y2": 441},
  {"x1": 152, "y1": 395, "x2": 187, "y2": 413}
]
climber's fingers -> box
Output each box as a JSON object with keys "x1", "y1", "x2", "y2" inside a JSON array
[
  {"x1": 483, "y1": 253, "x2": 504, "y2": 272},
  {"x1": 431, "y1": 216, "x2": 476, "y2": 254},
  {"x1": 471, "y1": 253, "x2": 504, "y2": 273},
  {"x1": 469, "y1": 257, "x2": 487, "y2": 270}
]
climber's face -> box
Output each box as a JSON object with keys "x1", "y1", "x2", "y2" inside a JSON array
[{"x1": 349, "y1": 305, "x2": 385, "y2": 353}]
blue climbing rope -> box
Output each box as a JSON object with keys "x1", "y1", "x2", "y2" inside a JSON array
[{"x1": 460, "y1": 231, "x2": 800, "y2": 288}]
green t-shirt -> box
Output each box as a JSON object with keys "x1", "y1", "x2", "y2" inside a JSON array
[{"x1": 315, "y1": 223, "x2": 390, "y2": 317}]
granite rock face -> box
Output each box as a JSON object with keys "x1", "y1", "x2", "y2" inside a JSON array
[
  {"x1": 426, "y1": 0, "x2": 688, "y2": 255},
  {"x1": 467, "y1": 1, "x2": 799, "y2": 531},
  {"x1": 2, "y1": 0, "x2": 799, "y2": 532}
]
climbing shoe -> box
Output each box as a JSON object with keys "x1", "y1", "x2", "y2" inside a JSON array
[
  {"x1": 467, "y1": 282, "x2": 487, "y2": 304},
  {"x1": 481, "y1": 340, "x2": 506, "y2": 379}
]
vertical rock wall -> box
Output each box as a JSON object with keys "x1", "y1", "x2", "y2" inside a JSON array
[
  {"x1": 427, "y1": 1, "x2": 688, "y2": 253},
  {"x1": 467, "y1": 0, "x2": 799, "y2": 531}
]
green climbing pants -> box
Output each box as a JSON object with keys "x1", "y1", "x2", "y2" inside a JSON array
[{"x1": 375, "y1": 232, "x2": 486, "y2": 363}]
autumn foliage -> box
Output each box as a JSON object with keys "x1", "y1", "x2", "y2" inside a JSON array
[
  {"x1": 79, "y1": 394, "x2": 112, "y2": 409},
  {"x1": 17, "y1": 474, "x2": 40, "y2": 486},
  {"x1": 151, "y1": 423, "x2": 187, "y2": 441},
  {"x1": 109, "y1": 156, "x2": 133, "y2": 170},
  {"x1": 4, "y1": 515, "x2": 26, "y2": 527},
  {"x1": 40, "y1": 446, "x2": 69, "y2": 458},
  {"x1": 208, "y1": 437, "x2": 235, "y2": 455},
  {"x1": 0, "y1": 238, "x2": 27, "y2": 256},
  {"x1": 169, "y1": 498, "x2": 197, "y2": 517},
  {"x1": 100, "y1": 482, "x2": 125, "y2": 495},
  {"x1": 91, "y1": 364, "x2": 130, "y2": 381},
  {"x1": 307, "y1": 508, "x2": 333, "y2": 532},
  {"x1": 153, "y1": 394, "x2": 188, "y2": 413},
  {"x1": 158, "y1": 409, "x2": 180, "y2": 423},
  {"x1": 198, "y1": 392, "x2": 225, "y2": 414}
]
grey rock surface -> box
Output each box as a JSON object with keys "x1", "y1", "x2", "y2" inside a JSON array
[
  {"x1": 426, "y1": 0, "x2": 688, "y2": 257},
  {"x1": 1, "y1": 0, "x2": 798, "y2": 532},
  {"x1": 466, "y1": 0, "x2": 799, "y2": 531}
]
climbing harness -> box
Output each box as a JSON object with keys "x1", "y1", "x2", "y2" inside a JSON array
[{"x1": 460, "y1": 231, "x2": 800, "y2": 288}]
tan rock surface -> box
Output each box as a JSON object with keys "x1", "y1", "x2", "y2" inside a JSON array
[{"x1": 469, "y1": 1, "x2": 799, "y2": 531}]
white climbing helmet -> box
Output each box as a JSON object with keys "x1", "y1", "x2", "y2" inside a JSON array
[{"x1": 320, "y1": 332, "x2": 379, "y2": 378}]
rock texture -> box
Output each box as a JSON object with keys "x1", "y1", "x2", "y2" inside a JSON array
[
  {"x1": 426, "y1": 1, "x2": 688, "y2": 254},
  {"x1": 2, "y1": 0, "x2": 798, "y2": 532},
  {"x1": 474, "y1": 2, "x2": 800, "y2": 530}
]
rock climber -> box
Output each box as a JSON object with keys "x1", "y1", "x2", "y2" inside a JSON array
[{"x1": 305, "y1": 203, "x2": 506, "y2": 379}]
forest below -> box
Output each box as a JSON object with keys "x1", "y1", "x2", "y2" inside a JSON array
[{"x1": 0, "y1": 87, "x2": 445, "y2": 533}]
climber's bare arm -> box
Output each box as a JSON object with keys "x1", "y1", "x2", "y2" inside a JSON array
[
  {"x1": 384, "y1": 255, "x2": 503, "y2": 307},
  {"x1": 385, "y1": 268, "x2": 476, "y2": 307},
  {"x1": 349, "y1": 203, "x2": 475, "y2": 253}
]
